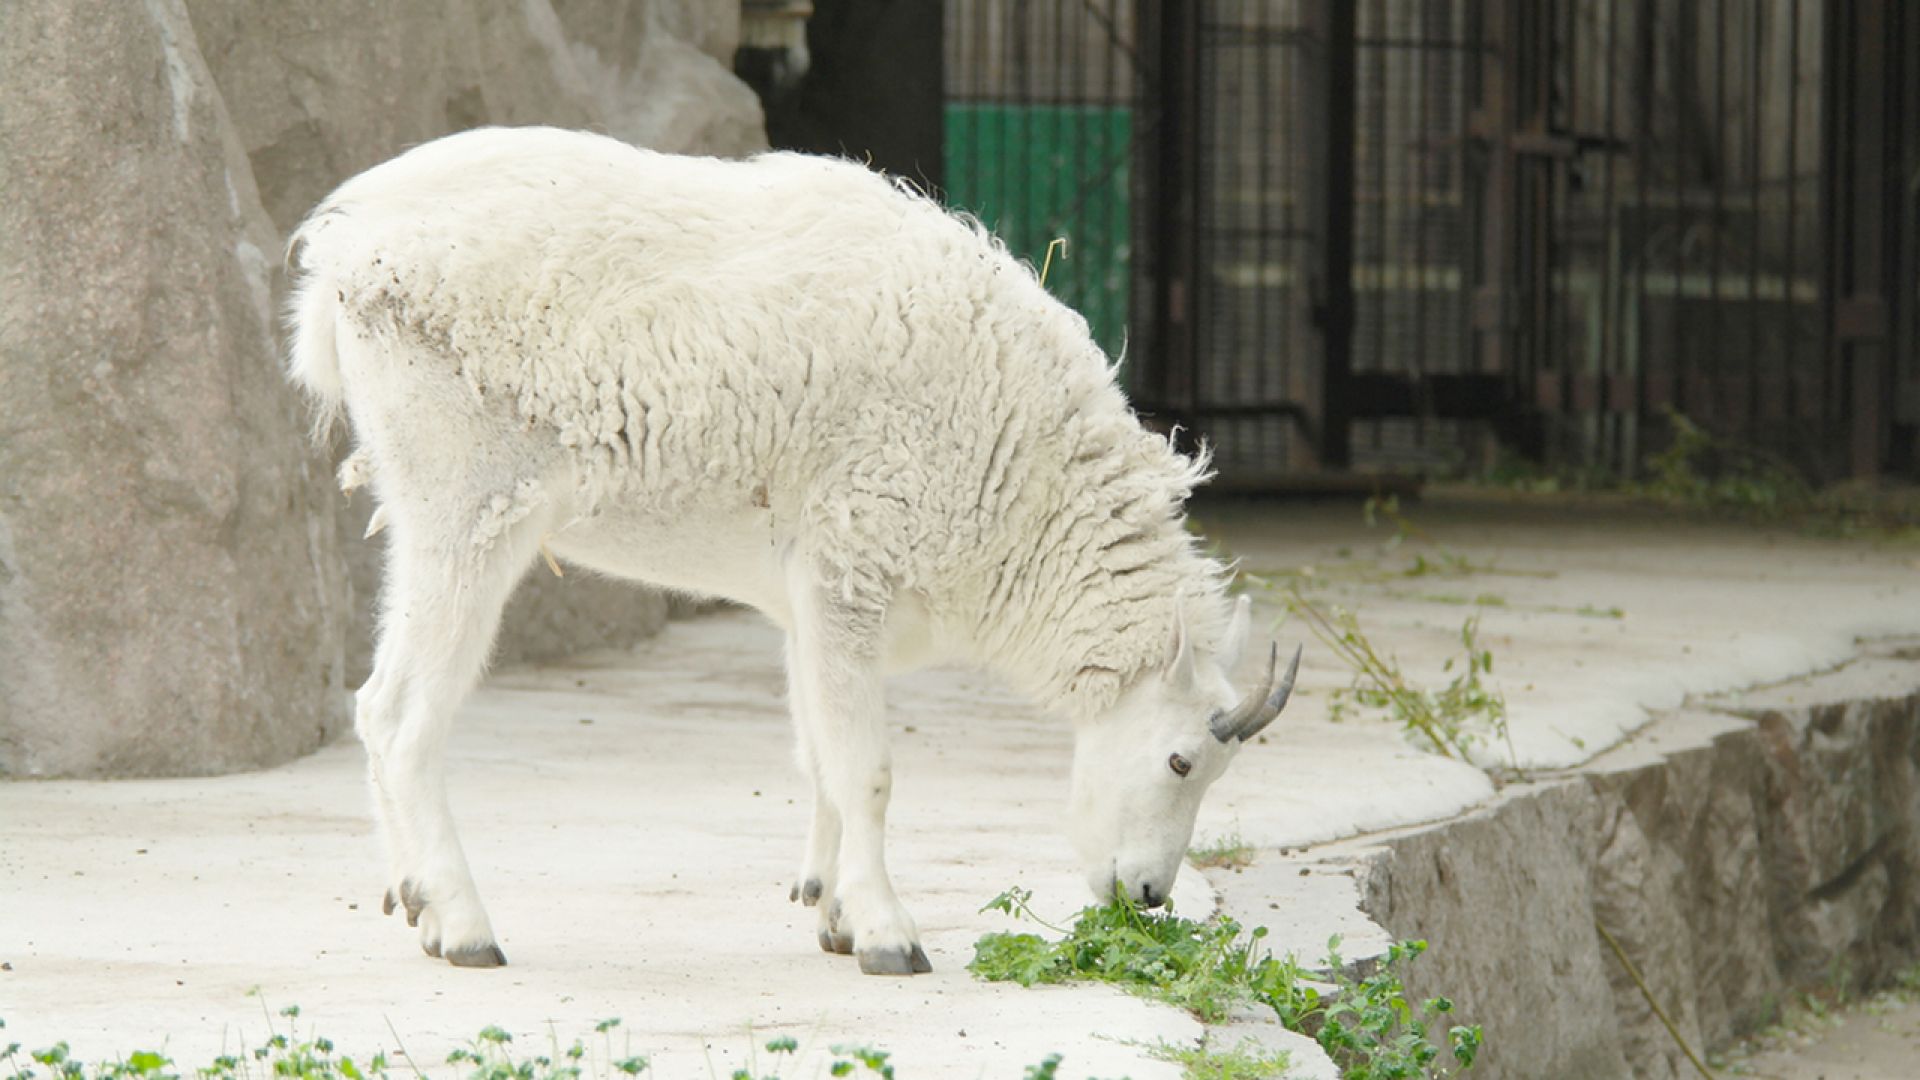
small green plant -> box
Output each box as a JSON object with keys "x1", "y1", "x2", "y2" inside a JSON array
[
  {"x1": 1021, "y1": 1054, "x2": 1062, "y2": 1080},
  {"x1": 1151, "y1": 1037, "x2": 1293, "y2": 1079},
  {"x1": 1363, "y1": 497, "x2": 1554, "y2": 582},
  {"x1": 1476, "y1": 450, "x2": 1621, "y2": 495},
  {"x1": 969, "y1": 886, "x2": 1313, "y2": 1023},
  {"x1": 1364, "y1": 498, "x2": 1480, "y2": 580},
  {"x1": 1893, "y1": 960, "x2": 1920, "y2": 997},
  {"x1": 1281, "y1": 588, "x2": 1511, "y2": 766},
  {"x1": 1317, "y1": 940, "x2": 1481, "y2": 1080},
  {"x1": 0, "y1": 1015, "x2": 921, "y2": 1080},
  {"x1": 824, "y1": 1045, "x2": 893, "y2": 1079},
  {"x1": 1362, "y1": 496, "x2": 1419, "y2": 551},
  {"x1": 1189, "y1": 829, "x2": 1258, "y2": 871},
  {"x1": 1642, "y1": 409, "x2": 1812, "y2": 518},
  {"x1": 1399, "y1": 552, "x2": 1481, "y2": 580},
  {"x1": 1408, "y1": 593, "x2": 1507, "y2": 609},
  {"x1": 422, "y1": 1017, "x2": 653, "y2": 1080},
  {"x1": 969, "y1": 890, "x2": 1482, "y2": 1079}
]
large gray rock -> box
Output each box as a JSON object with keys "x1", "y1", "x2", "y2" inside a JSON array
[
  {"x1": 0, "y1": 0, "x2": 351, "y2": 777},
  {"x1": 0, "y1": 0, "x2": 767, "y2": 775},
  {"x1": 1360, "y1": 781, "x2": 1630, "y2": 1080},
  {"x1": 185, "y1": 0, "x2": 763, "y2": 678},
  {"x1": 185, "y1": 0, "x2": 764, "y2": 235}
]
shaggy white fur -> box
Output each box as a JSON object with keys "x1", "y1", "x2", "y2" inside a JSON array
[{"x1": 288, "y1": 126, "x2": 1277, "y2": 976}]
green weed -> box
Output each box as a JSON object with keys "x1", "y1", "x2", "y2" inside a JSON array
[
  {"x1": 1408, "y1": 594, "x2": 1507, "y2": 610},
  {"x1": 1478, "y1": 409, "x2": 1920, "y2": 544},
  {"x1": 1363, "y1": 497, "x2": 1555, "y2": 582},
  {"x1": 1318, "y1": 940, "x2": 1481, "y2": 1080},
  {"x1": 1398, "y1": 552, "x2": 1482, "y2": 581},
  {"x1": 968, "y1": 886, "x2": 1313, "y2": 1024},
  {"x1": 1281, "y1": 588, "x2": 1511, "y2": 766},
  {"x1": 1476, "y1": 452, "x2": 1620, "y2": 496},
  {"x1": 1363, "y1": 498, "x2": 1481, "y2": 581},
  {"x1": 1150, "y1": 1037, "x2": 1293, "y2": 1079},
  {"x1": 0, "y1": 1016, "x2": 916, "y2": 1080},
  {"x1": 1642, "y1": 409, "x2": 1811, "y2": 518},
  {"x1": 968, "y1": 891, "x2": 1482, "y2": 1079}
]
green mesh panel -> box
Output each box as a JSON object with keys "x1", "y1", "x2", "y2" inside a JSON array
[{"x1": 944, "y1": 104, "x2": 1134, "y2": 364}]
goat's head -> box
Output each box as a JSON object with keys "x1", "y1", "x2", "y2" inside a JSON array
[{"x1": 1066, "y1": 594, "x2": 1300, "y2": 908}]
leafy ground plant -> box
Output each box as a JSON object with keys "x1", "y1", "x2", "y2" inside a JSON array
[
  {"x1": 1317, "y1": 940, "x2": 1482, "y2": 1080},
  {"x1": 967, "y1": 886, "x2": 1314, "y2": 1024},
  {"x1": 0, "y1": 1013, "x2": 914, "y2": 1080},
  {"x1": 968, "y1": 890, "x2": 1482, "y2": 1079}
]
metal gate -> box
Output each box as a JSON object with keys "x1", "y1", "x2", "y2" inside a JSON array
[
  {"x1": 1132, "y1": 1, "x2": 1506, "y2": 481},
  {"x1": 1501, "y1": 0, "x2": 1918, "y2": 482},
  {"x1": 941, "y1": 0, "x2": 1918, "y2": 484}
]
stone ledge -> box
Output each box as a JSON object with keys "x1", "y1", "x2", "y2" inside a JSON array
[{"x1": 1231, "y1": 652, "x2": 1920, "y2": 1079}]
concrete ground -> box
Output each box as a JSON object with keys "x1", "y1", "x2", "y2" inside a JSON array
[
  {"x1": 1726, "y1": 996, "x2": 1920, "y2": 1078},
  {"x1": 5, "y1": 495, "x2": 1920, "y2": 1078}
]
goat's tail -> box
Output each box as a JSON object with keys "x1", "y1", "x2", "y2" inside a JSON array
[{"x1": 284, "y1": 209, "x2": 347, "y2": 441}]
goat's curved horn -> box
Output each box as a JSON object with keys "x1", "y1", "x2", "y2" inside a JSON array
[
  {"x1": 1211, "y1": 644, "x2": 1274, "y2": 743},
  {"x1": 1211, "y1": 643, "x2": 1304, "y2": 744}
]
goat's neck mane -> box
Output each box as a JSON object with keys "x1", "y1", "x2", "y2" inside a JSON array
[{"x1": 973, "y1": 389, "x2": 1231, "y2": 720}]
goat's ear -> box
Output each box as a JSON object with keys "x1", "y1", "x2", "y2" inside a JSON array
[
  {"x1": 1219, "y1": 594, "x2": 1252, "y2": 670},
  {"x1": 1165, "y1": 597, "x2": 1198, "y2": 690}
]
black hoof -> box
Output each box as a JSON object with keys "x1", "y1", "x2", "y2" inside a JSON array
[
  {"x1": 448, "y1": 943, "x2": 508, "y2": 968},
  {"x1": 801, "y1": 878, "x2": 823, "y2": 905},
  {"x1": 399, "y1": 879, "x2": 426, "y2": 927},
  {"x1": 858, "y1": 944, "x2": 930, "y2": 976},
  {"x1": 422, "y1": 937, "x2": 442, "y2": 959},
  {"x1": 789, "y1": 883, "x2": 799, "y2": 903},
  {"x1": 382, "y1": 889, "x2": 397, "y2": 917},
  {"x1": 818, "y1": 928, "x2": 853, "y2": 955}
]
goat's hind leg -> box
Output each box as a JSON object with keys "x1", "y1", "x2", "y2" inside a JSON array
[
  {"x1": 785, "y1": 651, "x2": 846, "y2": 951},
  {"x1": 356, "y1": 504, "x2": 547, "y2": 968}
]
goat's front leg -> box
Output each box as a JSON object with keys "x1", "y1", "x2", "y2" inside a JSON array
[
  {"x1": 786, "y1": 642, "x2": 845, "y2": 951},
  {"x1": 785, "y1": 566, "x2": 928, "y2": 975}
]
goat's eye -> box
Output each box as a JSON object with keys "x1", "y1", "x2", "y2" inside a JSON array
[{"x1": 1168, "y1": 753, "x2": 1192, "y2": 778}]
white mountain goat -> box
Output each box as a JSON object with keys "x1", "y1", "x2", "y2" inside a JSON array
[{"x1": 286, "y1": 126, "x2": 1299, "y2": 975}]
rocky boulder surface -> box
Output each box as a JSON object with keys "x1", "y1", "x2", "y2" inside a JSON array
[{"x1": 0, "y1": 0, "x2": 765, "y2": 776}]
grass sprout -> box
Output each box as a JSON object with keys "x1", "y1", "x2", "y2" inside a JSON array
[
  {"x1": 1150, "y1": 1037, "x2": 1293, "y2": 1079},
  {"x1": 1189, "y1": 830, "x2": 1258, "y2": 871}
]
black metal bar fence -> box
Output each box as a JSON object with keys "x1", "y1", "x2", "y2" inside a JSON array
[{"x1": 936, "y1": 0, "x2": 1916, "y2": 484}]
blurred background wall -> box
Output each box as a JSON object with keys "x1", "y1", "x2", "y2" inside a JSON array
[
  {"x1": 7, "y1": 0, "x2": 1909, "y2": 777},
  {"x1": 0, "y1": 0, "x2": 767, "y2": 778}
]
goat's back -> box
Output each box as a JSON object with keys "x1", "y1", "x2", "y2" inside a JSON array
[{"x1": 289, "y1": 126, "x2": 1079, "y2": 491}]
